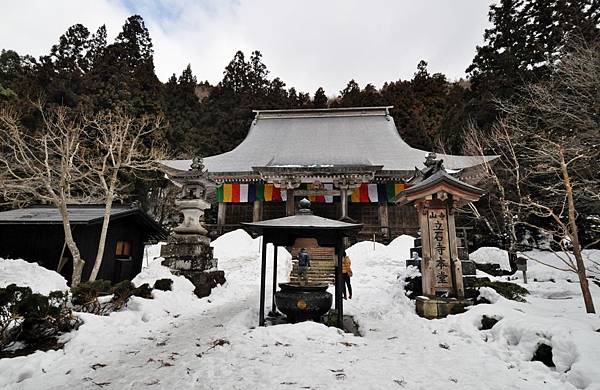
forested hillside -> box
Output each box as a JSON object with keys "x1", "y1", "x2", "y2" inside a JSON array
[
  {"x1": 2, "y1": 1, "x2": 596, "y2": 158},
  {"x1": 0, "y1": 1, "x2": 598, "y2": 246}
]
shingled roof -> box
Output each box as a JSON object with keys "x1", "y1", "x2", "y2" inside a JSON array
[{"x1": 162, "y1": 107, "x2": 496, "y2": 175}]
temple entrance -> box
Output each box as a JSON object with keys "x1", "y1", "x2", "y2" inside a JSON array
[{"x1": 288, "y1": 238, "x2": 336, "y2": 284}]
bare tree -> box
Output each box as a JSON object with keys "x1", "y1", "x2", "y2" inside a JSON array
[
  {"x1": 471, "y1": 39, "x2": 599, "y2": 313},
  {"x1": 464, "y1": 119, "x2": 524, "y2": 272},
  {"x1": 0, "y1": 105, "x2": 165, "y2": 286},
  {"x1": 84, "y1": 111, "x2": 164, "y2": 282},
  {"x1": 0, "y1": 105, "x2": 93, "y2": 286}
]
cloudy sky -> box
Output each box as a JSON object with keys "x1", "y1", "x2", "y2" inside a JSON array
[{"x1": 1, "y1": 0, "x2": 492, "y2": 94}]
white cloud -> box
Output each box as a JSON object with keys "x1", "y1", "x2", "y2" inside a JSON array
[{"x1": 0, "y1": 0, "x2": 492, "y2": 95}]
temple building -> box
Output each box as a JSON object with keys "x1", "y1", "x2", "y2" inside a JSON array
[{"x1": 162, "y1": 107, "x2": 495, "y2": 241}]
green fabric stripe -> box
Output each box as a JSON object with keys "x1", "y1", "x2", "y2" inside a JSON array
[
  {"x1": 386, "y1": 183, "x2": 395, "y2": 202},
  {"x1": 255, "y1": 183, "x2": 264, "y2": 201},
  {"x1": 216, "y1": 185, "x2": 224, "y2": 202}
]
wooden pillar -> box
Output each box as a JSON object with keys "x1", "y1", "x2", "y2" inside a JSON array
[
  {"x1": 271, "y1": 245, "x2": 278, "y2": 314},
  {"x1": 340, "y1": 188, "x2": 349, "y2": 220},
  {"x1": 417, "y1": 201, "x2": 434, "y2": 296},
  {"x1": 253, "y1": 200, "x2": 263, "y2": 222},
  {"x1": 259, "y1": 237, "x2": 267, "y2": 326},
  {"x1": 286, "y1": 189, "x2": 295, "y2": 216},
  {"x1": 217, "y1": 202, "x2": 227, "y2": 227},
  {"x1": 447, "y1": 203, "x2": 465, "y2": 299},
  {"x1": 378, "y1": 202, "x2": 389, "y2": 238}
]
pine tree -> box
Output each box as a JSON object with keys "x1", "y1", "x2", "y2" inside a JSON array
[
  {"x1": 312, "y1": 87, "x2": 328, "y2": 108},
  {"x1": 467, "y1": 0, "x2": 600, "y2": 131}
]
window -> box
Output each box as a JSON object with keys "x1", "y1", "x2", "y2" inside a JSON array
[{"x1": 115, "y1": 241, "x2": 131, "y2": 257}]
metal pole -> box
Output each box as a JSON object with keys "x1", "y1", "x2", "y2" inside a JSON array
[
  {"x1": 336, "y1": 243, "x2": 344, "y2": 329},
  {"x1": 373, "y1": 233, "x2": 376, "y2": 250},
  {"x1": 259, "y1": 237, "x2": 267, "y2": 326},
  {"x1": 523, "y1": 270, "x2": 527, "y2": 284},
  {"x1": 271, "y1": 245, "x2": 278, "y2": 314}
]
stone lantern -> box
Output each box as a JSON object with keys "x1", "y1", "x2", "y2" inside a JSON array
[
  {"x1": 160, "y1": 156, "x2": 225, "y2": 297},
  {"x1": 397, "y1": 154, "x2": 485, "y2": 318}
]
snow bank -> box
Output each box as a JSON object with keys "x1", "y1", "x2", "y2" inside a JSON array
[
  {"x1": 3, "y1": 230, "x2": 600, "y2": 390},
  {"x1": 470, "y1": 246, "x2": 512, "y2": 271},
  {"x1": 0, "y1": 258, "x2": 68, "y2": 295},
  {"x1": 470, "y1": 246, "x2": 600, "y2": 282},
  {"x1": 518, "y1": 249, "x2": 600, "y2": 282}
]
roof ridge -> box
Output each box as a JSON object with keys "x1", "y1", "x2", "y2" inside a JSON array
[{"x1": 253, "y1": 106, "x2": 393, "y2": 119}]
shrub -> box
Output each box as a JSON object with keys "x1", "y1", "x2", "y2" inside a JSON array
[
  {"x1": 71, "y1": 280, "x2": 112, "y2": 313},
  {"x1": 474, "y1": 280, "x2": 529, "y2": 302},
  {"x1": 0, "y1": 284, "x2": 79, "y2": 353},
  {"x1": 153, "y1": 278, "x2": 173, "y2": 291},
  {"x1": 133, "y1": 283, "x2": 153, "y2": 299},
  {"x1": 71, "y1": 280, "x2": 154, "y2": 315}
]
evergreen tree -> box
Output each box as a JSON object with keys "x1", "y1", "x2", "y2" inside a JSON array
[
  {"x1": 467, "y1": 0, "x2": 600, "y2": 131},
  {"x1": 312, "y1": 87, "x2": 328, "y2": 108}
]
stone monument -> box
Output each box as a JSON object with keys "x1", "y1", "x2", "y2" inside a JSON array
[
  {"x1": 161, "y1": 156, "x2": 226, "y2": 298},
  {"x1": 397, "y1": 154, "x2": 485, "y2": 318}
]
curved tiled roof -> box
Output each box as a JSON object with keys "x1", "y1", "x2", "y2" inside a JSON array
[{"x1": 162, "y1": 107, "x2": 496, "y2": 175}]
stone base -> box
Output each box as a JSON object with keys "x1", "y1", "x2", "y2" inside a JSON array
[
  {"x1": 160, "y1": 232, "x2": 225, "y2": 298},
  {"x1": 415, "y1": 296, "x2": 473, "y2": 319},
  {"x1": 161, "y1": 234, "x2": 217, "y2": 271},
  {"x1": 173, "y1": 269, "x2": 226, "y2": 298}
]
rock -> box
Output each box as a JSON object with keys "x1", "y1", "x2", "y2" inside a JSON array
[
  {"x1": 479, "y1": 315, "x2": 501, "y2": 330},
  {"x1": 532, "y1": 343, "x2": 555, "y2": 367}
]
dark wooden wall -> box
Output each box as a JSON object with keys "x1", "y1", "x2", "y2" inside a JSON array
[{"x1": 0, "y1": 218, "x2": 147, "y2": 285}]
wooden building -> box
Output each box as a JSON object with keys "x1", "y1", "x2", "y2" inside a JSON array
[
  {"x1": 162, "y1": 107, "x2": 493, "y2": 241},
  {"x1": 0, "y1": 205, "x2": 166, "y2": 284}
]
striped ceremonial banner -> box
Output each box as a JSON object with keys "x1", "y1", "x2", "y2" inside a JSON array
[
  {"x1": 223, "y1": 184, "x2": 233, "y2": 202},
  {"x1": 324, "y1": 183, "x2": 333, "y2": 203},
  {"x1": 215, "y1": 182, "x2": 410, "y2": 203},
  {"x1": 367, "y1": 184, "x2": 379, "y2": 202},
  {"x1": 239, "y1": 184, "x2": 249, "y2": 203}
]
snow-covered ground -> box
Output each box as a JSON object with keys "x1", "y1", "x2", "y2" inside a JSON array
[{"x1": 1, "y1": 231, "x2": 600, "y2": 389}]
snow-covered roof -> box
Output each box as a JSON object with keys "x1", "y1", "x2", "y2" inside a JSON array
[
  {"x1": 0, "y1": 205, "x2": 166, "y2": 237},
  {"x1": 162, "y1": 107, "x2": 497, "y2": 175}
]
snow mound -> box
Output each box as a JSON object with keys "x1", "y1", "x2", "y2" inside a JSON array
[
  {"x1": 0, "y1": 258, "x2": 68, "y2": 295},
  {"x1": 387, "y1": 234, "x2": 416, "y2": 259},
  {"x1": 212, "y1": 229, "x2": 259, "y2": 261},
  {"x1": 470, "y1": 246, "x2": 512, "y2": 271}
]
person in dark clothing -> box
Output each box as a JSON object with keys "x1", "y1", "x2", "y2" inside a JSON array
[
  {"x1": 297, "y1": 248, "x2": 311, "y2": 285},
  {"x1": 342, "y1": 251, "x2": 353, "y2": 299}
]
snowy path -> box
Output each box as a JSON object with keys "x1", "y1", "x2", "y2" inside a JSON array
[{"x1": 2, "y1": 231, "x2": 600, "y2": 389}]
